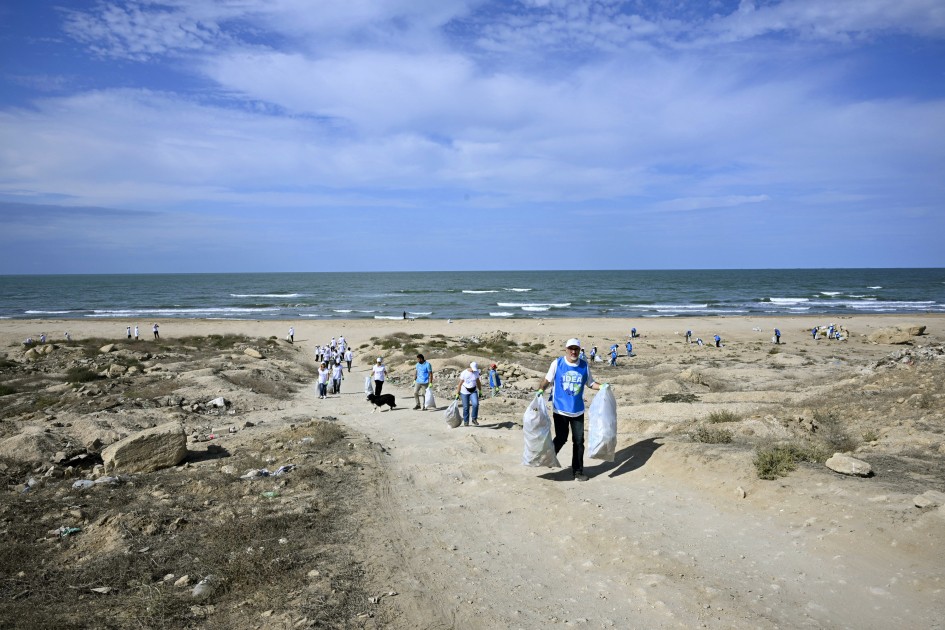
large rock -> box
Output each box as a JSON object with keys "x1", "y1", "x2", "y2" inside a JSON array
[
  {"x1": 101, "y1": 421, "x2": 188, "y2": 473},
  {"x1": 244, "y1": 348, "x2": 264, "y2": 359},
  {"x1": 0, "y1": 426, "x2": 66, "y2": 464},
  {"x1": 867, "y1": 325, "x2": 926, "y2": 345},
  {"x1": 825, "y1": 453, "x2": 873, "y2": 477}
]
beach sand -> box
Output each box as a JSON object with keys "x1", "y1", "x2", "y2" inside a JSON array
[{"x1": 2, "y1": 314, "x2": 944, "y2": 628}]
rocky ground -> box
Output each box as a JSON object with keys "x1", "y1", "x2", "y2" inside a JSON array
[{"x1": 1, "y1": 318, "x2": 944, "y2": 628}]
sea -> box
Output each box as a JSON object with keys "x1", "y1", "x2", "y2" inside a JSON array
[{"x1": 1, "y1": 269, "x2": 943, "y2": 322}]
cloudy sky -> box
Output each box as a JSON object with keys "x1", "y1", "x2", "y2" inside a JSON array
[{"x1": 1, "y1": 0, "x2": 943, "y2": 274}]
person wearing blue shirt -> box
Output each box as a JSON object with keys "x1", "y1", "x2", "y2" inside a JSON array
[
  {"x1": 714, "y1": 334, "x2": 721, "y2": 348},
  {"x1": 774, "y1": 328, "x2": 781, "y2": 344},
  {"x1": 685, "y1": 330, "x2": 692, "y2": 344},
  {"x1": 488, "y1": 363, "x2": 502, "y2": 397},
  {"x1": 630, "y1": 327, "x2": 637, "y2": 338},
  {"x1": 610, "y1": 346, "x2": 618, "y2": 366},
  {"x1": 625, "y1": 340, "x2": 633, "y2": 357},
  {"x1": 536, "y1": 338, "x2": 603, "y2": 482},
  {"x1": 812, "y1": 326, "x2": 818, "y2": 340},
  {"x1": 413, "y1": 354, "x2": 434, "y2": 410}
]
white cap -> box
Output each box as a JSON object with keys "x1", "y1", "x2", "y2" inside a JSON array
[
  {"x1": 470, "y1": 361, "x2": 478, "y2": 370},
  {"x1": 376, "y1": 357, "x2": 382, "y2": 363},
  {"x1": 565, "y1": 338, "x2": 581, "y2": 348}
]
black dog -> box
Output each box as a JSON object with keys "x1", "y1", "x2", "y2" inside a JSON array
[{"x1": 367, "y1": 393, "x2": 397, "y2": 412}]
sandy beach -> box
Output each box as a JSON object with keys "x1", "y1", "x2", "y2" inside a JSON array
[{"x1": 2, "y1": 314, "x2": 944, "y2": 628}]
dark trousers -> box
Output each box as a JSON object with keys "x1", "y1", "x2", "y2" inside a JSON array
[
  {"x1": 552, "y1": 412, "x2": 585, "y2": 474},
  {"x1": 374, "y1": 380, "x2": 384, "y2": 397}
]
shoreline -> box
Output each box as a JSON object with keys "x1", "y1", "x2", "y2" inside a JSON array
[{"x1": 4, "y1": 313, "x2": 943, "y2": 348}]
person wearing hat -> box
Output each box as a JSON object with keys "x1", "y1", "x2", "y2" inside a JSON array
[
  {"x1": 488, "y1": 363, "x2": 502, "y2": 397},
  {"x1": 455, "y1": 361, "x2": 483, "y2": 426},
  {"x1": 536, "y1": 338, "x2": 603, "y2": 482},
  {"x1": 372, "y1": 357, "x2": 388, "y2": 397}
]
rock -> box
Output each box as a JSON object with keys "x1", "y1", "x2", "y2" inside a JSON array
[
  {"x1": 191, "y1": 575, "x2": 216, "y2": 600},
  {"x1": 913, "y1": 490, "x2": 945, "y2": 509},
  {"x1": 208, "y1": 397, "x2": 228, "y2": 408},
  {"x1": 825, "y1": 453, "x2": 873, "y2": 477},
  {"x1": 174, "y1": 575, "x2": 191, "y2": 587},
  {"x1": 100, "y1": 344, "x2": 117, "y2": 354},
  {"x1": 23, "y1": 348, "x2": 39, "y2": 361},
  {"x1": 735, "y1": 486, "x2": 746, "y2": 499},
  {"x1": 101, "y1": 421, "x2": 188, "y2": 473},
  {"x1": 867, "y1": 325, "x2": 926, "y2": 345},
  {"x1": 106, "y1": 364, "x2": 127, "y2": 377},
  {"x1": 244, "y1": 348, "x2": 264, "y2": 359}
]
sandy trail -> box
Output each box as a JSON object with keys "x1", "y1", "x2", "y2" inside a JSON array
[{"x1": 304, "y1": 369, "x2": 945, "y2": 629}]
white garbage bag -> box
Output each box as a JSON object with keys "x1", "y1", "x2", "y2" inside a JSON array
[
  {"x1": 587, "y1": 384, "x2": 617, "y2": 461},
  {"x1": 424, "y1": 387, "x2": 436, "y2": 409},
  {"x1": 364, "y1": 376, "x2": 372, "y2": 394},
  {"x1": 444, "y1": 399, "x2": 462, "y2": 428},
  {"x1": 522, "y1": 394, "x2": 559, "y2": 467}
]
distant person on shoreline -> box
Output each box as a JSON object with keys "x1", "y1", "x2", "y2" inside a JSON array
[
  {"x1": 288, "y1": 326, "x2": 294, "y2": 343},
  {"x1": 126, "y1": 326, "x2": 132, "y2": 339},
  {"x1": 685, "y1": 330, "x2": 692, "y2": 344},
  {"x1": 344, "y1": 347, "x2": 353, "y2": 372},
  {"x1": 774, "y1": 328, "x2": 781, "y2": 344},
  {"x1": 134, "y1": 325, "x2": 139, "y2": 341},
  {"x1": 152, "y1": 323, "x2": 160, "y2": 339},
  {"x1": 714, "y1": 334, "x2": 722, "y2": 348},
  {"x1": 812, "y1": 326, "x2": 819, "y2": 340},
  {"x1": 403, "y1": 311, "x2": 407, "y2": 320},
  {"x1": 630, "y1": 327, "x2": 638, "y2": 338},
  {"x1": 609, "y1": 346, "x2": 618, "y2": 366},
  {"x1": 39, "y1": 332, "x2": 46, "y2": 344},
  {"x1": 64, "y1": 331, "x2": 71, "y2": 341},
  {"x1": 625, "y1": 340, "x2": 633, "y2": 357}
]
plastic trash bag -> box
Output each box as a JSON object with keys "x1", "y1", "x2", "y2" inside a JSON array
[
  {"x1": 425, "y1": 387, "x2": 436, "y2": 409},
  {"x1": 587, "y1": 384, "x2": 617, "y2": 461},
  {"x1": 522, "y1": 394, "x2": 559, "y2": 467},
  {"x1": 444, "y1": 399, "x2": 462, "y2": 428},
  {"x1": 364, "y1": 376, "x2": 372, "y2": 394}
]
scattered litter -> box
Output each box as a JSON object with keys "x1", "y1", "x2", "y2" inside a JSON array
[
  {"x1": 369, "y1": 591, "x2": 398, "y2": 604},
  {"x1": 51, "y1": 526, "x2": 82, "y2": 538},
  {"x1": 240, "y1": 464, "x2": 295, "y2": 479},
  {"x1": 71, "y1": 480, "x2": 95, "y2": 489},
  {"x1": 261, "y1": 491, "x2": 279, "y2": 499},
  {"x1": 90, "y1": 587, "x2": 113, "y2": 595}
]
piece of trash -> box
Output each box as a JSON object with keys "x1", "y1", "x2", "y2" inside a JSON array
[
  {"x1": 241, "y1": 468, "x2": 270, "y2": 479},
  {"x1": 273, "y1": 464, "x2": 295, "y2": 476},
  {"x1": 261, "y1": 491, "x2": 279, "y2": 499},
  {"x1": 94, "y1": 476, "x2": 119, "y2": 485},
  {"x1": 368, "y1": 591, "x2": 398, "y2": 604},
  {"x1": 55, "y1": 526, "x2": 82, "y2": 538},
  {"x1": 192, "y1": 575, "x2": 216, "y2": 600},
  {"x1": 278, "y1": 537, "x2": 288, "y2": 545},
  {"x1": 72, "y1": 480, "x2": 95, "y2": 489},
  {"x1": 207, "y1": 433, "x2": 216, "y2": 440},
  {"x1": 90, "y1": 587, "x2": 113, "y2": 595}
]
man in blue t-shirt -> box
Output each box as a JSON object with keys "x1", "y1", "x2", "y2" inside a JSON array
[
  {"x1": 536, "y1": 338, "x2": 603, "y2": 482},
  {"x1": 774, "y1": 328, "x2": 781, "y2": 344},
  {"x1": 413, "y1": 354, "x2": 434, "y2": 410}
]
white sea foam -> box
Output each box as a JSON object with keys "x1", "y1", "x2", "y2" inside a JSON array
[
  {"x1": 868, "y1": 286, "x2": 882, "y2": 289},
  {"x1": 463, "y1": 290, "x2": 498, "y2": 294},
  {"x1": 820, "y1": 291, "x2": 841, "y2": 296},
  {"x1": 641, "y1": 304, "x2": 709, "y2": 310},
  {"x1": 25, "y1": 310, "x2": 75, "y2": 314},
  {"x1": 300, "y1": 313, "x2": 325, "y2": 317},
  {"x1": 505, "y1": 288, "x2": 532, "y2": 292},
  {"x1": 88, "y1": 306, "x2": 281, "y2": 317},
  {"x1": 230, "y1": 293, "x2": 301, "y2": 298},
  {"x1": 769, "y1": 297, "x2": 809, "y2": 304},
  {"x1": 333, "y1": 309, "x2": 353, "y2": 313},
  {"x1": 496, "y1": 302, "x2": 570, "y2": 308},
  {"x1": 522, "y1": 306, "x2": 551, "y2": 312},
  {"x1": 409, "y1": 311, "x2": 432, "y2": 316},
  {"x1": 849, "y1": 300, "x2": 935, "y2": 311},
  {"x1": 490, "y1": 312, "x2": 514, "y2": 317},
  {"x1": 374, "y1": 315, "x2": 402, "y2": 320}
]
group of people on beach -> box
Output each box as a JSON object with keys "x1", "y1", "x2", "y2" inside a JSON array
[{"x1": 312, "y1": 334, "x2": 353, "y2": 399}]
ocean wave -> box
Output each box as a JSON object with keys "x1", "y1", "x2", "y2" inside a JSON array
[
  {"x1": 496, "y1": 302, "x2": 571, "y2": 308},
  {"x1": 768, "y1": 297, "x2": 810, "y2": 304},
  {"x1": 820, "y1": 291, "x2": 841, "y2": 296},
  {"x1": 868, "y1": 286, "x2": 882, "y2": 289},
  {"x1": 490, "y1": 312, "x2": 514, "y2": 317},
  {"x1": 504, "y1": 288, "x2": 532, "y2": 292},
  {"x1": 333, "y1": 309, "x2": 352, "y2": 313},
  {"x1": 25, "y1": 310, "x2": 77, "y2": 314},
  {"x1": 522, "y1": 306, "x2": 551, "y2": 312},
  {"x1": 639, "y1": 304, "x2": 709, "y2": 310},
  {"x1": 230, "y1": 293, "x2": 301, "y2": 298},
  {"x1": 300, "y1": 313, "x2": 325, "y2": 317},
  {"x1": 463, "y1": 290, "x2": 498, "y2": 294},
  {"x1": 849, "y1": 300, "x2": 936, "y2": 310},
  {"x1": 408, "y1": 311, "x2": 432, "y2": 316},
  {"x1": 374, "y1": 315, "x2": 403, "y2": 320},
  {"x1": 88, "y1": 306, "x2": 281, "y2": 317}
]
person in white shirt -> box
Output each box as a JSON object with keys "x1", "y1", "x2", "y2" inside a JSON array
[
  {"x1": 372, "y1": 358, "x2": 388, "y2": 397},
  {"x1": 455, "y1": 361, "x2": 482, "y2": 426}
]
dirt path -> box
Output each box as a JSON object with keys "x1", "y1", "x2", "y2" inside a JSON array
[{"x1": 299, "y1": 367, "x2": 945, "y2": 629}]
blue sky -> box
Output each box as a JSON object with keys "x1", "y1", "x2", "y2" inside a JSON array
[{"x1": 1, "y1": 0, "x2": 943, "y2": 274}]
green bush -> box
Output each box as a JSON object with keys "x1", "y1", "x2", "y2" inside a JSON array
[
  {"x1": 706, "y1": 409, "x2": 739, "y2": 423},
  {"x1": 693, "y1": 426, "x2": 733, "y2": 444},
  {"x1": 661, "y1": 393, "x2": 698, "y2": 403},
  {"x1": 66, "y1": 367, "x2": 102, "y2": 383},
  {"x1": 754, "y1": 443, "x2": 818, "y2": 480}
]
